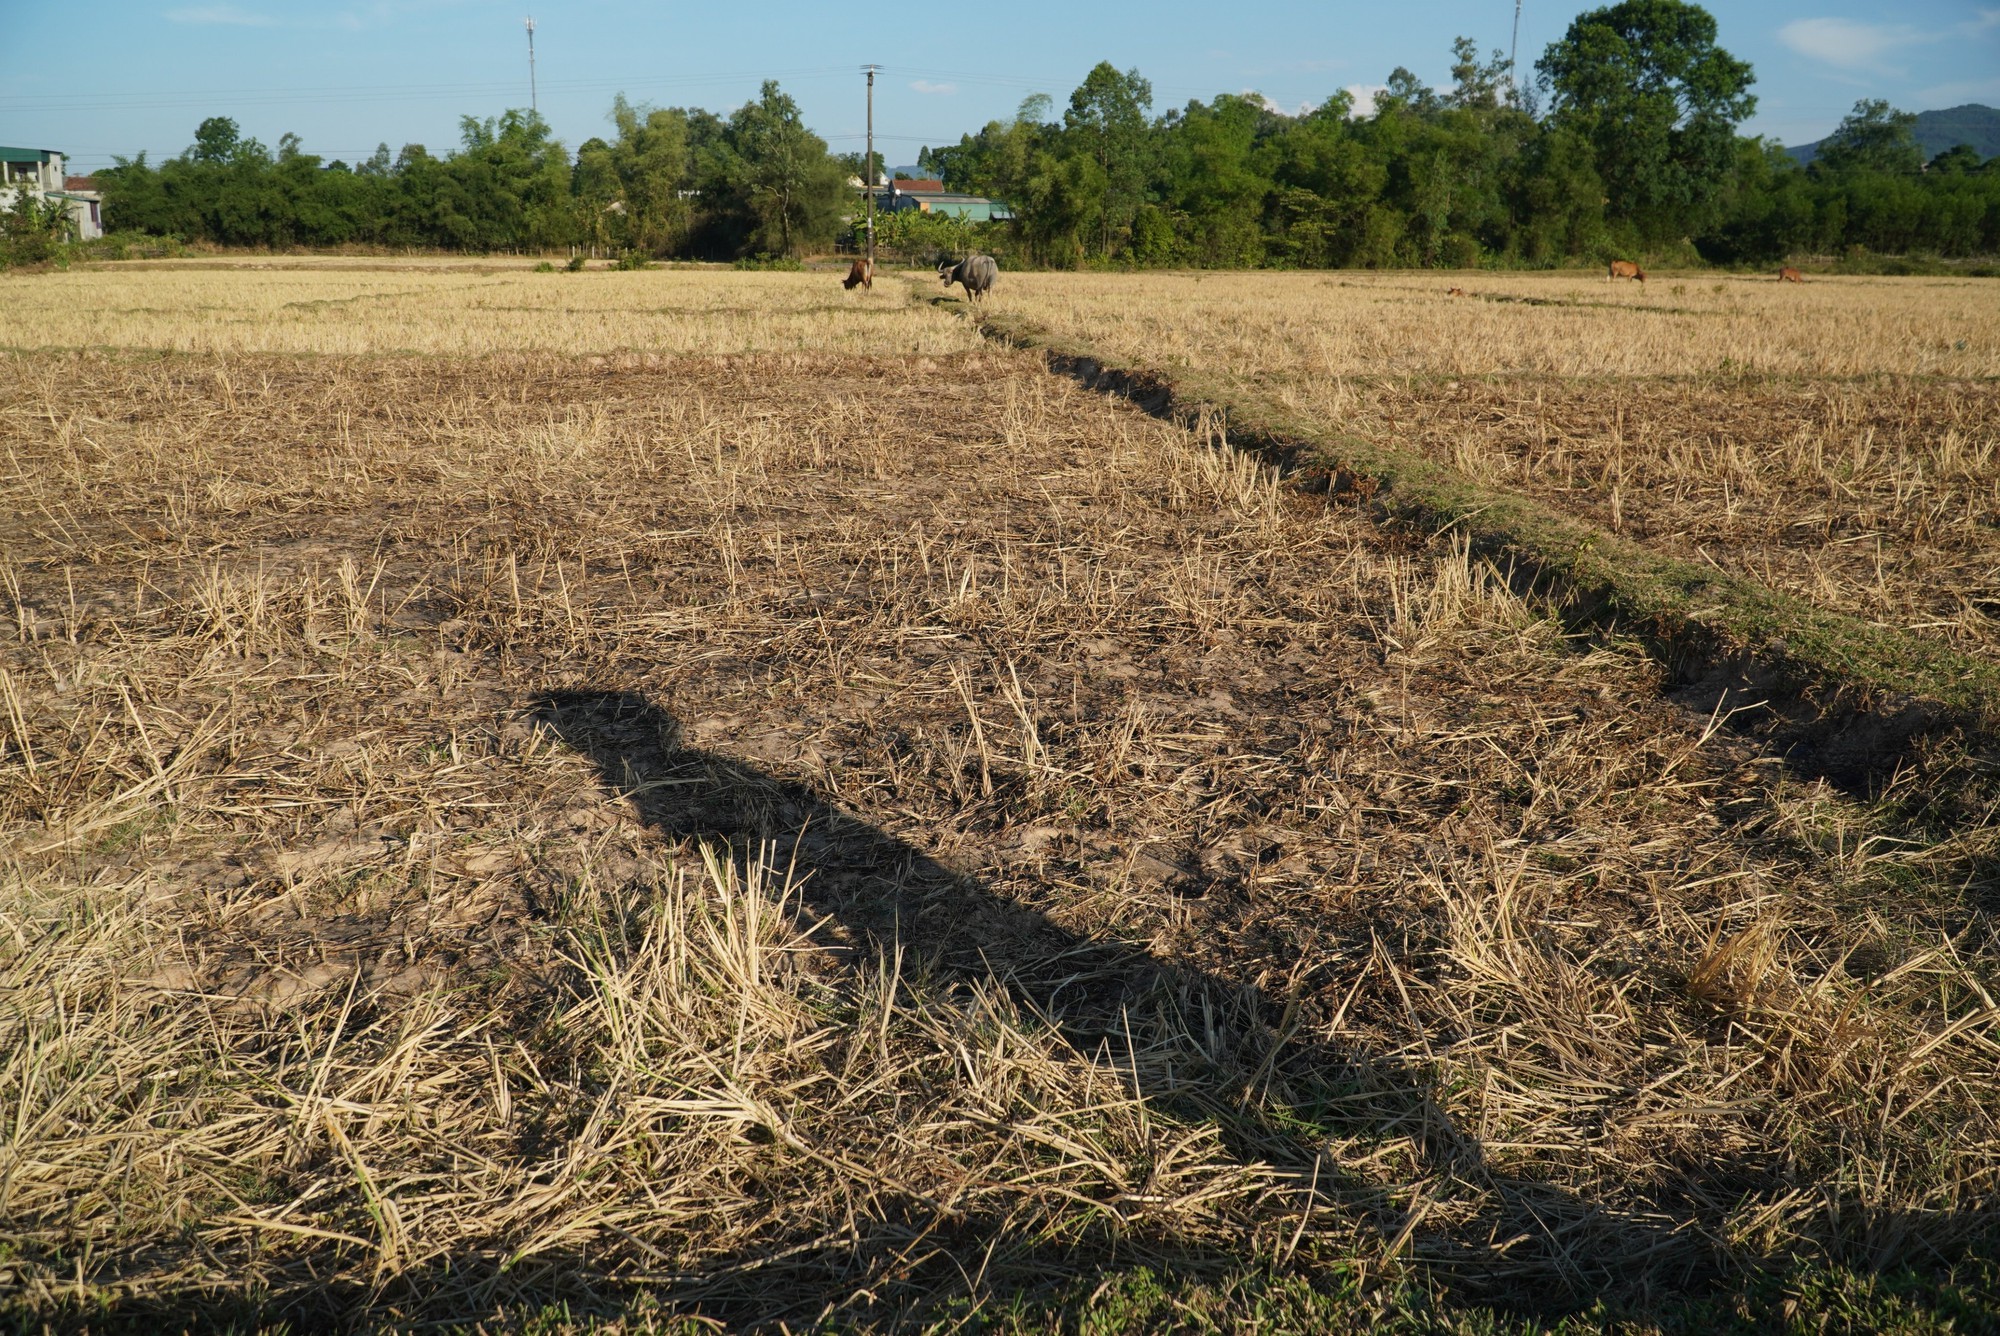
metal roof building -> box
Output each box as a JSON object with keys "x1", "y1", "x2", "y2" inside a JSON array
[{"x1": 878, "y1": 178, "x2": 1014, "y2": 223}]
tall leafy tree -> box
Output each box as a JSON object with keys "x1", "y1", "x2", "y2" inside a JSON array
[
  {"x1": 1513, "y1": 124, "x2": 1611, "y2": 262},
  {"x1": 1155, "y1": 94, "x2": 1273, "y2": 266},
  {"x1": 605, "y1": 96, "x2": 692, "y2": 254},
  {"x1": 1926, "y1": 143, "x2": 1985, "y2": 175},
  {"x1": 726, "y1": 81, "x2": 847, "y2": 257},
  {"x1": 190, "y1": 116, "x2": 246, "y2": 165},
  {"x1": 1266, "y1": 93, "x2": 1385, "y2": 267},
  {"x1": 1446, "y1": 37, "x2": 1514, "y2": 111},
  {"x1": 1813, "y1": 100, "x2": 1924, "y2": 176},
  {"x1": 1536, "y1": 0, "x2": 1755, "y2": 245},
  {"x1": 447, "y1": 110, "x2": 576, "y2": 250},
  {"x1": 1064, "y1": 63, "x2": 1155, "y2": 257}
]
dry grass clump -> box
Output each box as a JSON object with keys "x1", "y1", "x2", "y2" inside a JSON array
[
  {"x1": 0, "y1": 260, "x2": 975, "y2": 357},
  {"x1": 2, "y1": 342, "x2": 1998, "y2": 1328}
]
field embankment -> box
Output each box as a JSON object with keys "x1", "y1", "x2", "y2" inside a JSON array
[
  {"x1": 980, "y1": 271, "x2": 2000, "y2": 750},
  {"x1": 0, "y1": 262, "x2": 1996, "y2": 1332}
]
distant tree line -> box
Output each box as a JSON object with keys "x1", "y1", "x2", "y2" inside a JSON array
[
  {"x1": 924, "y1": 5, "x2": 2000, "y2": 267},
  {"x1": 100, "y1": 81, "x2": 846, "y2": 261},
  {"x1": 95, "y1": 1, "x2": 2000, "y2": 268}
]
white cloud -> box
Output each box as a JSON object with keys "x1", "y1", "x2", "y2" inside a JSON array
[
  {"x1": 165, "y1": 4, "x2": 278, "y2": 24},
  {"x1": 1343, "y1": 84, "x2": 1388, "y2": 118},
  {"x1": 1777, "y1": 17, "x2": 1926, "y2": 71},
  {"x1": 327, "y1": 0, "x2": 478, "y2": 32},
  {"x1": 1241, "y1": 90, "x2": 1315, "y2": 117},
  {"x1": 1774, "y1": 15, "x2": 1987, "y2": 75},
  {"x1": 910, "y1": 80, "x2": 957, "y2": 96}
]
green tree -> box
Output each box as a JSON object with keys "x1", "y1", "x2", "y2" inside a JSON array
[
  {"x1": 1376, "y1": 68, "x2": 1439, "y2": 118},
  {"x1": 1814, "y1": 100, "x2": 1923, "y2": 176},
  {"x1": 726, "y1": 81, "x2": 846, "y2": 257},
  {"x1": 82, "y1": 59, "x2": 1999, "y2": 269},
  {"x1": 1155, "y1": 94, "x2": 1273, "y2": 266},
  {"x1": 1265, "y1": 93, "x2": 1384, "y2": 267},
  {"x1": 1926, "y1": 143, "x2": 1985, "y2": 175},
  {"x1": 838, "y1": 149, "x2": 885, "y2": 186},
  {"x1": 1537, "y1": 0, "x2": 1755, "y2": 244},
  {"x1": 190, "y1": 116, "x2": 243, "y2": 165},
  {"x1": 1693, "y1": 137, "x2": 1801, "y2": 262},
  {"x1": 1446, "y1": 38, "x2": 1514, "y2": 111},
  {"x1": 98, "y1": 151, "x2": 174, "y2": 236},
  {"x1": 1019, "y1": 141, "x2": 1103, "y2": 266},
  {"x1": 1512, "y1": 123, "x2": 1608, "y2": 263},
  {"x1": 1064, "y1": 62, "x2": 1155, "y2": 257},
  {"x1": 922, "y1": 94, "x2": 1050, "y2": 203},
  {"x1": 606, "y1": 96, "x2": 692, "y2": 254},
  {"x1": 446, "y1": 110, "x2": 576, "y2": 250}
]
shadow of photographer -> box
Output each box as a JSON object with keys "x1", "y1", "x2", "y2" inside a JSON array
[{"x1": 528, "y1": 688, "x2": 1701, "y2": 1319}]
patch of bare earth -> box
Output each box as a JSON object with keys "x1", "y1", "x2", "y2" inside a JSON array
[{"x1": 2, "y1": 349, "x2": 1996, "y2": 1327}]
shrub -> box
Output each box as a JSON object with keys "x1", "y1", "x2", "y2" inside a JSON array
[{"x1": 1, "y1": 190, "x2": 76, "y2": 268}]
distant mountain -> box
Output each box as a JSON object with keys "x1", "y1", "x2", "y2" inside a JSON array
[{"x1": 1787, "y1": 103, "x2": 2000, "y2": 166}]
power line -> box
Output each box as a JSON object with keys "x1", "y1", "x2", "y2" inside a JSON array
[
  {"x1": 5, "y1": 60, "x2": 1325, "y2": 124},
  {"x1": 880, "y1": 64, "x2": 1258, "y2": 101},
  {"x1": 823, "y1": 132, "x2": 949, "y2": 143},
  {"x1": 0, "y1": 65, "x2": 860, "y2": 115}
]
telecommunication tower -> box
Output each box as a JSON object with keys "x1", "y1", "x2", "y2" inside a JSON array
[
  {"x1": 525, "y1": 16, "x2": 538, "y2": 114},
  {"x1": 1510, "y1": 0, "x2": 1523, "y2": 105}
]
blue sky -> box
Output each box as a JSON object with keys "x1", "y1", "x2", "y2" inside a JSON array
[{"x1": 6, "y1": 1, "x2": 1997, "y2": 173}]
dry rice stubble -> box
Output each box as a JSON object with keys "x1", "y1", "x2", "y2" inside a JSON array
[{"x1": 0, "y1": 346, "x2": 1995, "y2": 1322}]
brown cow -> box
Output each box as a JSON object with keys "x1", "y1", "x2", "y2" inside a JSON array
[
  {"x1": 842, "y1": 257, "x2": 874, "y2": 290},
  {"x1": 1778, "y1": 266, "x2": 1803, "y2": 283},
  {"x1": 1607, "y1": 259, "x2": 1645, "y2": 283}
]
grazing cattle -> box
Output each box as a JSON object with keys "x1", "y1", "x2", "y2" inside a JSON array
[
  {"x1": 843, "y1": 257, "x2": 874, "y2": 290},
  {"x1": 1778, "y1": 266, "x2": 1804, "y2": 283},
  {"x1": 938, "y1": 253, "x2": 999, "y2": 301},
  {"x1": 1607, "y1": 259, "x2": 1645, "y2": 283}
]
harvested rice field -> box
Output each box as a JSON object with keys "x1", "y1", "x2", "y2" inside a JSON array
[
  {"x1": 1000, "y1": 271, "x2": 2000, "y2": 655},
  {"x1": 0, "y1": 260, "x2": 1996, "y2": 1333}
]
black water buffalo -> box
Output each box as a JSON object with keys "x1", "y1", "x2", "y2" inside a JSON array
[{"x1": 938, "y1": 253, "x2": 998, "y2": 301}]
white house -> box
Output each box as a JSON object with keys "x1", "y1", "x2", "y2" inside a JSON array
[{"x1": 1, "y1": 146, "x2": 104, "y2": 240}]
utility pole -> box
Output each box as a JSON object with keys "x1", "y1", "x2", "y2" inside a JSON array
[
  {"x1": 525, "y1": 16, "x2": 538, "y2": 115},
  {"x1": 863, "y1": 64, "x2": 879, "y2": 271},
  {"x1": 1510, "y1": 0, "x2": 1522, "y2": 106}
]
